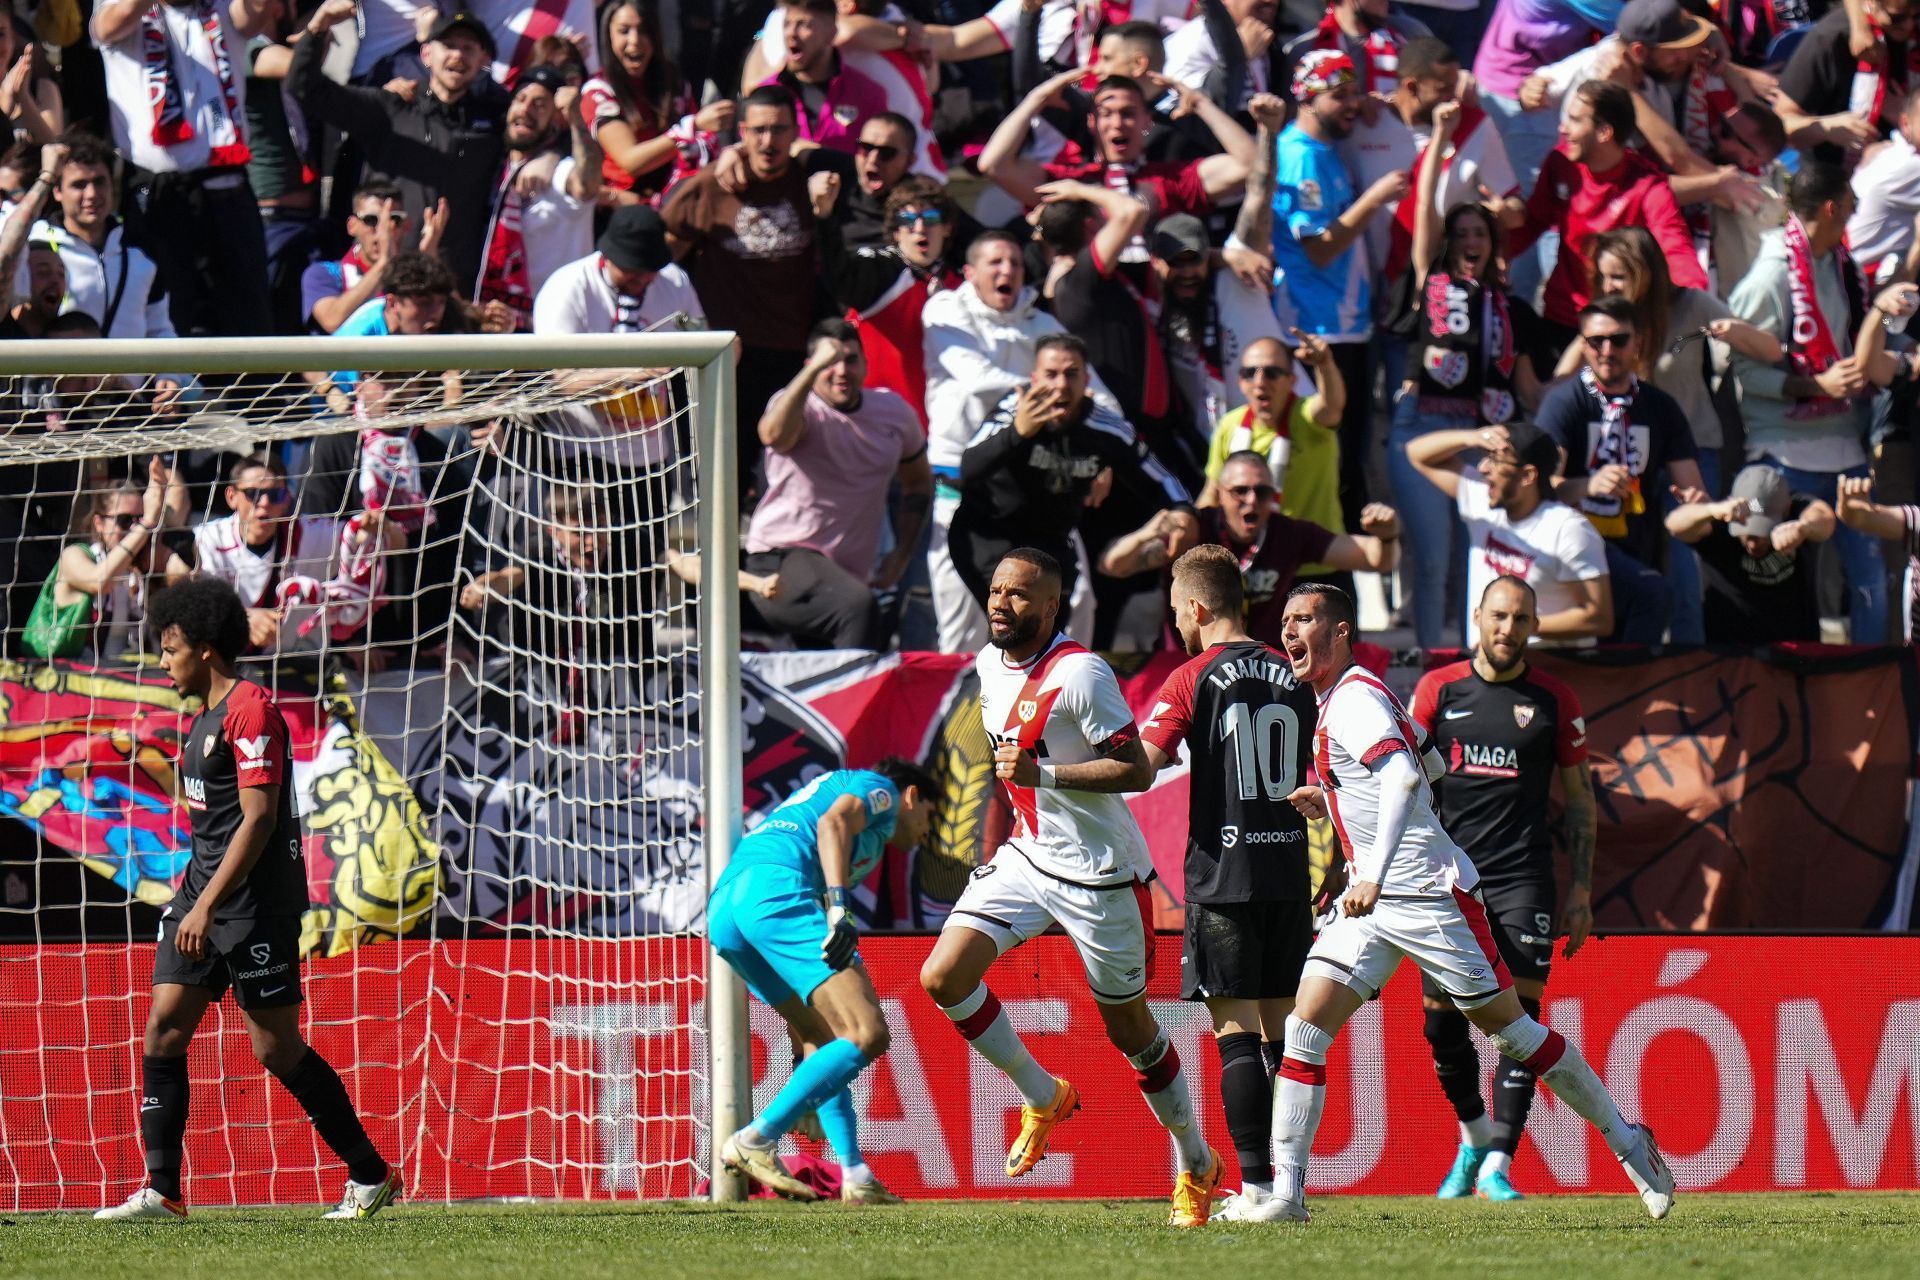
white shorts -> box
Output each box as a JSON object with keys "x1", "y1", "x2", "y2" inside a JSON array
[
  {"x1": 945, "y1": 846, "x2": 1154, "y2": 1003},
  {"x1": 1303, "y1": 887, "x2": 1514, "y2": 1009}
]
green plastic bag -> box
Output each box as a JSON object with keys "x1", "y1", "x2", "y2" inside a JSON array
[{"x1": 22, "y1": 559, "x2": 91, "y2": 660}]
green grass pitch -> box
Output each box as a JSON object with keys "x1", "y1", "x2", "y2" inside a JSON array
[{"x1": 4, "y1": 1194, "x2": 1917, "y2": 1280}]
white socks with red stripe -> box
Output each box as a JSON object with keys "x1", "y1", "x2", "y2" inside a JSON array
[
  {"x1": 1489, "y1": 1015, "x2": 1636, "y2": 1158},
  {"x1": 1128, "y1": 1032, "x2": 1209, "y2": 1176},
  {"x1": 938, "y1": 983, "x2": 1057, "y2": 1108},
  {"x1": 1272, "y1": 1016, "x2": 1334, "y2": 1205}
]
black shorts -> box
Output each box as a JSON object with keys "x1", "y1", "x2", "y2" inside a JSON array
[
  {"x1": 1421, "y1": 878, "x2": 1557, "y2": 995},
  {"x1": 1181, "y1": 899, "x2": 1314, "y2": 1001},
  {"x1": 153, "y1": 908, "x2": 303, "y2": 1010}
]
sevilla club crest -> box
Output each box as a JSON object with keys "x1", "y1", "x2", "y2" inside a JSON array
[{"x1": 1513, "y1": 703, "x2": 1536, "y2": 728}]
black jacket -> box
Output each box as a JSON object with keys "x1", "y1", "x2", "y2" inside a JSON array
[
  {"x1": 290, "y1": 33, "x2": 505, "y2": 292},
  {"x1": 955, "y1": 389, "x2": 1191, "y2": 548}
]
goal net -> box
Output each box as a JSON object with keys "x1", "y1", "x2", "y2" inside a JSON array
[{"x1": 0, "y1": 333, "x2": 750, "y2": 1209}]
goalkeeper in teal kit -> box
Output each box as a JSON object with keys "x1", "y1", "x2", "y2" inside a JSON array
[{"x1": 710, "y1": 758, "x2": 937, "y2": 1205}]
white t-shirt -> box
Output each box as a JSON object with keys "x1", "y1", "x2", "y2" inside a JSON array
[
  {"x1": 349, "y1": 0, "x2": 426, "y2": 80},
  {"x1": 510, "y1": 155, "x2": 595, "y2": 299},
  {"x1": 1544, "y1": 36, "x2": 1679, "y2": 131},
  {"x1": 1848, "y1": 133, "x2": 1920, "y2": 283},
  {"x1": 1456, "y1": 476, "x2": 1609, "y2": 648},
  {"x1": 97, "y1": 6, "x2": 250, "y2": 174},
  {"x1": 1314, "y1": 663, "x2": 1477, "y2": 893},
  {"x1": 1164, "y1": 16, "x2": 1265, "y2": 108},
  {"x1": 976, "y1": 632, "x2": 1153, "y2": 887},
  {"x1": 190, "y1": 514, "x2": 346, "y2": 653},
  {"x1": 531, "y1": 254, "x2": 704, "y2": 335},
  {"x1": 1339, "y1": 111, "x2": 1416, "y2": 278}
]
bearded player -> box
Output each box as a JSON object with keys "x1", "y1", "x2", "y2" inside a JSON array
[
  {"x1": 97, "y1": 578, "x2": 400, "y2": 1221},
  {"x1": 1409, "y1": 576, "x2": 1597, "y2": 1201},
  {"x1": 1271, "y1": 582, "x2": 1673, "y2": 1222},
  {"x1": 1137, "y1": 546, "x2": 1326, "y2": 1222},
  {"x1": 919, "y1": 548, "x2": 1223, "y2": 1228}
]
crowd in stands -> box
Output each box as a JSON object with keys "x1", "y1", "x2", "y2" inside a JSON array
[{"x1": 14, "y1": 0, "x2": 1920, "y2": 674}]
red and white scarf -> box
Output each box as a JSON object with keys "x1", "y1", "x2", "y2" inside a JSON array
[
  {"x1": 1387, "y1": 101, "x2": 1486, "y2": 280},
  {"x1": 477, "y1": 161, "x2": 535, "y2": 331},
  {"x1": 1849, "y1": 22, "x2": 1920, "y2": 129},
  {"x1": 1311, "y1": 9, "x2": 1401, "y2": 99},
  {"x1": 142, "y1": 1, "x2": 250, "y2": 168},
  {"x1": 1681, "y1": 62, "x2": 1741, "y2": 250},
  {"x1": 1782, "y1": 213, "x2": 1855, "y2": 419},
  {"x1": 355, "y1": 429, "x2": 435, "y2": 534},
  {"x1": 337, "y1": 243, "x2": 370, "y2": 291},
  {"x1": 281, "y1": 515, "x2": 385, "y2": 643}
]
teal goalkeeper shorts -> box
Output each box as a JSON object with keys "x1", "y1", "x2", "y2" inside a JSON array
[{"x1": 707, "y1": 863, "x2": 841, "y2": 1007}]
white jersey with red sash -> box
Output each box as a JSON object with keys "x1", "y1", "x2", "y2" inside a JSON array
[
  {"x1": 1313, "y1": 662, "x2": 1478, "y2": 897},
  {"x1": 1386, "y1": 103, "x2": 1519, "y2": 281},
  {"x1": 975, "y1": 631, "x2": 1152, "y2": 886}
]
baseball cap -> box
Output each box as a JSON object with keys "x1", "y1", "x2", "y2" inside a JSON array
[
  {"x1": 598, "y1": 206, "x2": 672, "y2": 273},
  {"x1": 1502, "y1": 422, "x2": 1564, "y2": 491},
  {"x1": 429, "y1": 12, "x2": 498, "y2": 59},
  {"x1": 515, "y1": 64, "x2": 569, "y2": 98},
  {"x1": 1292, "y1": 48, "x2": 1358, "y2": 103},
  {"x1": 1727, "y1": 465, "x2": 1792, "y2": 538},
  {"x1": 1617, "y1": 0, "x2": 1712, "y2": 50},
  {"x1": 1151, "y1": 214, "x2": 1208, "y2": 262}
]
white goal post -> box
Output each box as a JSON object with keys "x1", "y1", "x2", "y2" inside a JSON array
[{"x1": 0, "y1": 333, "x2": 753, "y2": 1206}]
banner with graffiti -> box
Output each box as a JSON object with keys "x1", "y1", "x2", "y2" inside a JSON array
[{"x1": 0, "y1": 658, "x2": 440, "y2": 956}]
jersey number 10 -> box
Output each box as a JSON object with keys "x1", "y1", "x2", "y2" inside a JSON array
[{"x1": 1219, "y1": 702, "x2": 1300, "y2": 801}]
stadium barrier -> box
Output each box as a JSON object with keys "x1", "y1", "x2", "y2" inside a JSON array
[{"x1": 4, "y1": 932, "x2": 1916, "y2": 1209}]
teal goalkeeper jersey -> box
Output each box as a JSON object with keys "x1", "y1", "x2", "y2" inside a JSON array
[{"x1": 728, "y1": 770, "x2": 901, "y2": 894}]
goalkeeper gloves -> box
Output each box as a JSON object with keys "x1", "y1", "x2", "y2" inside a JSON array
[{"x1": 821, "y1": 887, "x2": 858, "y2": 971}]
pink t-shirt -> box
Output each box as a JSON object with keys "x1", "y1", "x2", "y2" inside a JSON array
[
  {"x1": 762, "y1": 59, "x2": 892, "y2": 156},
  {"x1": 745, "y1": 387, "x2": 926, "y2": 574}
]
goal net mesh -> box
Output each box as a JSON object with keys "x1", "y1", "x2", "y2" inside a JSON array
[{"x1": 0, "y1": 345, "x2": 721, "y2": 1208}]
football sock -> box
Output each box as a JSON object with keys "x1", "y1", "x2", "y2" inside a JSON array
[
  {"x1": 1272, "y1": 1016, "x2": 1334, "y2": 1204},
  {"x1": 139, "y1": 1054, "x2": 189, "y2": 1201},
  {"x1": 1261, "y1": 1039, "x2": 1283, "y2": 1080},
  {"x1": 817, "y1": 1085, "x2": 865, "y2": 1174},
  {"x1": 1217, "y1": 1031, "x2": 1273, "y2": 1189},
  {"x1": 938, "y1": 984, "x2": 1056, "y2": 1108},
  {"x1": 1490, "y1": 997, "x2": 1541, "y2": 1157},
  {"x1": 1482, "y1": 1151, "x2": 1512, "y2": 1177},
  {"x1": 752, "y1": 1037, "x2": 871, "y2": 1142},
  {"x1": 277, "y1": 1048, "x2": 389, "y2": 1186},
  {"x1": 1489, "y1": 1015, "x2": 1635, "y2": 1157},
  {"x1": 1422, "y1": 1004, "x2": 1489, "y2": 1143},
  {"x1": 1128, "y1": 1030, "x2": 1209, "y2": 1175}
]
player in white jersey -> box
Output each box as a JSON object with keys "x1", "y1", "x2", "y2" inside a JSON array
[
  {"x1": 918, "y1": 548, "x2": 1224, "y2": 1228},
  {"x1": 1267, "y1": 582, "x2": 1677, "y2": 1223}
]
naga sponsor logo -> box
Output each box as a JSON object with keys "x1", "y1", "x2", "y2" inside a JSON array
[
  {"x1": 1451, "y1": 741, "x2": 1520, "y2": 778},
  {"x1": 183, "y1": 775, "x2": 207, "y2": 809}
]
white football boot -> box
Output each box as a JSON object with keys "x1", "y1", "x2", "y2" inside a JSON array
[
  {"x1": 322, "y1": 1169, "x2": 403, "y2": 1220},
  {"x1": 1618, "y1": 1124, "x2": 1675, "y2": 1220},
  {"x1": 93, "y1": 1187, "x2": 187, "y2": 1220}
]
